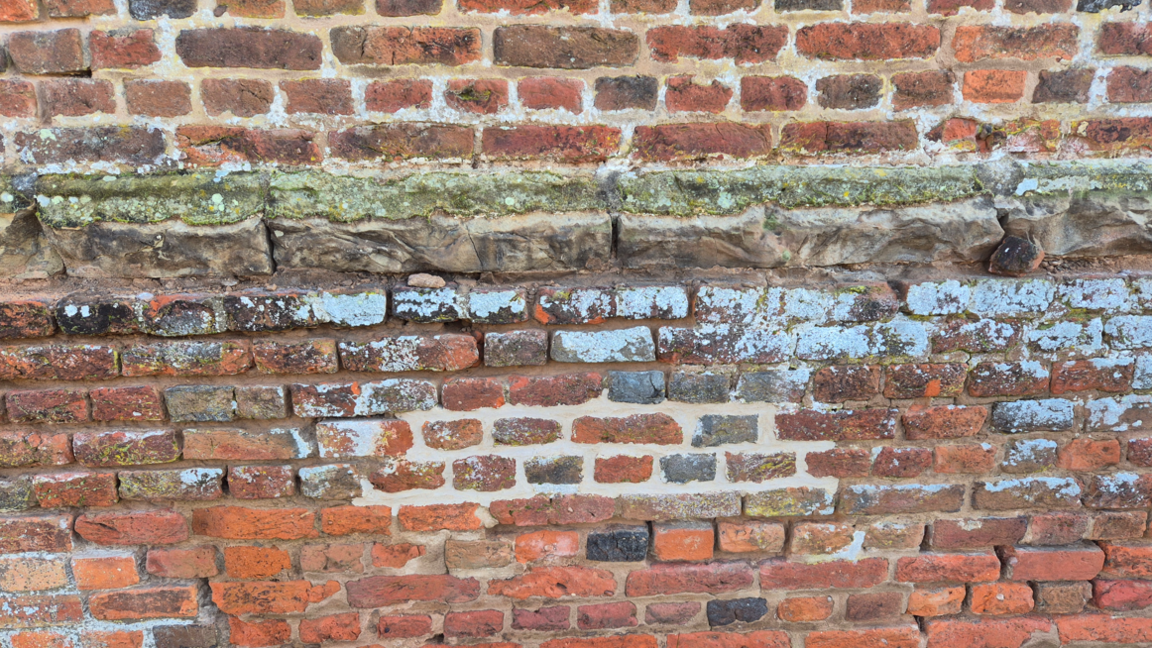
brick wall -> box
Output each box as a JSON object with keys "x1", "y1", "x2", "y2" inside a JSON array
[
  {"x1": 0, "y1": 0, "x2": 1151, "y2": 163},
  {"x1": 2, "y1": 277, "x2": 1152, "y2": 646}
]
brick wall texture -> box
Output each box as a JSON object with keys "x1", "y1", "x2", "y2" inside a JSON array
[
  {"x1": 7, "y1": 0, "x2": 1152, "y2": 642},
  {"x1": 0, "y1": 0, "x2": 1151, "y2": 162},
  {"x1": 2, "y1": 277, "x2": 1152, "y2": 646}
]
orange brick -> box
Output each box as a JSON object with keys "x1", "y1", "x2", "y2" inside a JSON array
[
  {"x1": 970, "y1": 582, "x2": 1034, "y2": 615},
  {"x1": 72, "y1": 555, "x2": 139, "y2": 590},
  {"x1": 653, "y1": 521, "x2": 714, "y2": 562},
  {"x1": 777, "y1": 596, "x2": 833, "y2": 622},
  {"x1": 516, "y1": 530, "x2": 580, "y2": 563},
  {"x1": 223, "y1": 546, "x2": 292, "y2": 579}
]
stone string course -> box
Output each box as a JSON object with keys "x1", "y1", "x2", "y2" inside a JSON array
[{"x1": 3, "y1": 276, "x2": 1152, "y2": 646}]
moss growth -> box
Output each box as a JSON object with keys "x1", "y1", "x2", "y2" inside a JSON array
[
  {"x1": 268, "y1": 170, "x2": 603, "y2": 222},
  {"x1": 34, "y1": 173, "x2": 264, "y2": 228},
  {"x1": 618, "y1": 165, "x2": 983, "y2": 216}
]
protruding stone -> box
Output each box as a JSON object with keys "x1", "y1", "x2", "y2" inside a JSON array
[{"x1": 989, "y1": 236, "x2": 1044, "y2": 277}]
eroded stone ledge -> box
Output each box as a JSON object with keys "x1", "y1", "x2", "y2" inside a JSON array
[{"x1": 6, "y1": 160, "x2": 1152, "y2": 279}]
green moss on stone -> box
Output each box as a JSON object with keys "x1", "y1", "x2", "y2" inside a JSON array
[
  {"x1": 267, "y1": 170, "x2": 603, "y2": 222},
  {"x1": 618, "y1": 165, "x2": 982, "y2": 216},
  {"x1": 34, "y1": 173, "x2": 264, "y2": 228}
]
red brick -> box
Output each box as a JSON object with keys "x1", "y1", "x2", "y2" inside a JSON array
[
  {"x1": 75, "y1": 510, "x2": 187, "y2": 546},
  {"x1": 0, "y1": 0, "x2": 37, "y2": 20},
  {"x1": 891, "y1": 70, "x2": 954, "y2": 110},
  {"x1": 970, "y1": 582, "x2": 1034, "y2": 615},
  {"x1": 895, "y1": 552, "x2": 1000, "y2": 583},
  {"x1": 176, "y1": 27, "x2": 322, "y2": 69},
  {"x1": 146, "y1": 546, "x2": 218, "y2": 579},
  {"x1": 625, "y1": 562, "x2": 753, "y2": 596},
  {"x1": 423, "y1": 415, "x2": 481, "y2": 447},
  {"x1": 445, "y1": 609, "x2": 504, "y2": 637},
  {"x1": 806, "y1": 627, "x2": 920, "y2": 648},
  {"x1": 8, "y1": 29, "x2": 85, "y2": 74},
  {"x1": 872, "y1": 447, "x2": 933, "y2": 478},
  {"x1": 1100, "y1": 542, "x2": 1152, "y2": 579},
  {"x1": 230, "y1": 618, "x2": 290, "y2": 647},
  {"x1": 927, "y1": 0, "x2": 990, "y2": 11},
  {"x1": 331, "y1": 26, "x2": 480, "y2": 65},
  {"x1": 1090, "y1": 511, "x2": 1148, "y2": 540},
  {"x1": 490, "y1": 566, "x2": 616, "y2": 599},
  {"x1": 778, "y1": 596, "x2": 833, "y2": 622},
  {"x1": 805, "y1": 448, "x2": 871, "y2": 478},
  {"x1": 904, "y1": 405, "x2": 988, "y2": 439},
  {"x1": 483, "y1": 125, "x2": 621, "y2": 163},
  {"x1": 509, "y1": 373, "x2": 602, "y2": 406},
  {"x1": 813, "y1": 365, "x2": 880, "y2": 402},
  {"x1": 41, "y1": 79, "x2": 115, "y2": 118},
  {"x1": 714, "y1": 521, "x2": 783, "y2": 554},
  {"x1": 963, "y1": 70, "x2": 1027, "y2": 104},
  {"x1": 578, "y1": 602, "x2": 637, "y2": 630},
  {"x1": 1109, "y1": 66, "x2": 1152, "y2": 103},
  {"x1": 516, "y1": 530, "x2": 580, "y2": 563},
  {"x1": 73, "y1": 555, "x2": 138, "y2": 590},
  {"x1": 177, "y1": 126, "x2": 321, "y2": 166},
  {"x1": 0, "y1": 431, "x2": 73, "y2": 468},
  {"x1": 845, "y1": 591, "x2": 904, "y2": 622},
  {"x1": 33, "y1": 472, "x2": 117, "y2": 508},
  {"x1": 398, "y1": 503, "x2": 482, "y2": 531},
  {"x1": 89, "y1": 386, "x2": 164, "y2": 422},
  {"x1": 645, "y1": 602, "x2": 699, "y2": 625},
  {"x1": 446, "y1": 79, "x2": 509, "y2": 114},
  {"x1": 647, "y1": 25, "x2": 786, "y2": 64},
  {"x1": 300, "y1": 543, "x2": 363, "y2": 573},
  {"x1": 653, "y1": 522, "x2": 713, "y2": 561},
  {"x1": 952, "y1": 24, "x2": 1078, "y2": 63},
  {"x1": 907, "y1": 586, "x2": 965, "y2": 617},
  {"x1": 192, "y1": 506, "x2": 317, "y2": 540},
  {"x1": 0, "y1": 80, "x2": 36, "y2": 117},
  {"x1": 796, "y1": 23, "x2": 938, "y2": 60},
  {"x1": 1027, "y1": 512, "x2": 1089, "y2": 545},
  {"x1": 223, "y1": 546, "x2": 291, "y2": 579},
  {"x1": 441, "y1": 377, "x2": 503, "y2": 411},
  {"x1": 1100, "y1": 22, "x2": 1152, "y2": 56},
  {"x1": 934, "y1": 444, "x2": 997, "y2": 474},
  {"x1": 371, "y1": 543, "x2": 423, "y2": 568},
  {"x1": 1054, "y1": 359, "x2": 1133, "y2": 394},
  {"x1": 573, "y1": 413, "x2": 681, "y2": 444},
  {"x1": 520, "y1": 77, "x2": 583, "y2": 112},
  {"x1": 927, "y1": 617, "x2": 1053, "y2": 648},
  {"x1": 776, "y1": 408, "x2": 895, "y2": 441},
  {"x1": 931, "y1": 517, "x2": 1026, "y2": 550},
  {"x1": 594, "y1": 455, "x2": 653, "y2": 483},
  {"x1": 321, "y1": 505, "x2": 392, "y2": 536},
  {"x1": 346, "y1": 574, "x2": 479, "y2": 607},
  {"x1": 89, "y1": 586, "x2": 198, "y2": 620},
  {"x1": 0, "y1": 344, "x2": 119, "y2": 381},
  {"x1": 211, "y1": 580, "x2": 338, "y2": 615},
  {"x1": 633, "y1": 123, "x2": 772, "y2": 161},
  {"x1": 329, "y1": 123, "x2": 473, "y2": 162},
  {"x1": 228, "y1": 465, "x2": 295, "y2": 500},
  {"x1": 665, "y1": 76, "x2": 733, "y2": 113},
  {"x1": 122, "y1": 80, "x2": 190, "y2": 118},
  {"x1": 300, "y1": 612, "x2": 361, "y2": 643},
  {"x1": 454, "y1": 455, "x2": 516, "y2": 491},
  {"x1": 791, "y1": 522, "x2": 855, "y2": 555},
  {"x1": 760, "y1": 558, "x2": 888, "y2": 590},
  {"x1": 281, "y1": 79, "x2": 353, "y2": 115},
  {"x1": 7, "y1": 389, "x2": 88, "y2": 424},
  {"x1": 0, "y1": 595, "x2": 82, "y2": 626},
  {"x1": 515, "y1": 606, "x2": 572, "y2": 630},
  {"x1": 1070, "y1": 117, "x2": 1152, "y2": 155},
  {"x1": 201, "y1": 78, "x2": 274, "y2": 117},
  {"x1": 365, "y1": 79, "x2": 432, "y2": 113},
  {"x1": 221, "y1": 0, "x2": 284, "y2": 16},
  {"x1": 1057, "y1": 437, "x2": 1120, "y2": 470},
  {"x1": 543, "y1": 637, "x2": 658, "y2": 648},
  {"x1": 741, "y1": 76, "x2": 806, "y2": 112},
  {"x1": 378, "y1": 614, "x2": 433, "y2": 638},
  {"x1": 74, "y1": 430, "x2": 179, "y2": 468},
  {"x1": 1094, "y1": 579, "x2": 1152, "y2": 611},
  {"x1": 779, "y1": 120, "x2": 918, "y2": 155}
]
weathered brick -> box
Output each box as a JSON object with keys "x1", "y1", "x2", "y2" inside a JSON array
[
  {"x1": 346, "y1": 574, "x2": 479, "y2": 607},
  {"x1": 495, "y1": 26, "x2": 638, "y2": 69},
  {"x1": 8, "y1": 30, "x2": 85, "y2": 74},
  {"x1": 331, "y1": 26, "x2": 481, "y2": 66},
  {"x1": 192, "y1": 506, "x2": 317, "y2": 540},
  {"x1": 33, "y1": 472, "x2": 117, "y2": 508},
  {"x1": 201, "y1": 78, "x2": 274, "y2": 117},
  {"x1": 176, "y1": 28, "x2": 322, "y2": 69},
  {"x1": 895, "y1": 552, "x2": 1001, "y2": 583},
  {"x1": 627, "y1": 562, "x2": 754, "y2": 596},
  {"x1": 776, "y1": 408, "x2": 896, "y2": 441},
  {"x1": 75, "y1": 510, "x2": 187, "y2": 546}
]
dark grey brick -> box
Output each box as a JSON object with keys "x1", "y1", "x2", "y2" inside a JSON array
[
  {"x1": 661, "y1": 454, "x2": 717, "y2": 483},
  {"x1": 693, "y1": 414, "x2": 757, "y2": 447},
  {"x1": 526, "y1": 456, "x2": 583, "y2": 484},
  {"x1": 669, "y1": 372, "x2": 729, "y2": 403},
  {"x1": 707, "y1": 598, "x2": 768, "y2": 626},
  {"x1": 608, "y1": 370, "x2": 665, "y2": 404},
  {"x1": 587, "y1": 525, "x2": 649, "y2": 561}
]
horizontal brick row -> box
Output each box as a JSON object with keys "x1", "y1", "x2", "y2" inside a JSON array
[{"x1": 2, "y1": 277, "x2": 1149, "y2": 338}]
